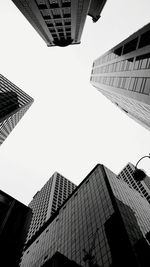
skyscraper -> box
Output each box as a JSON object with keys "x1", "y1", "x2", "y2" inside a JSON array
[
  {"x1": 90, "y1": 23, "x2": 150, "y2": 130},
  {"x1": 12, "y1": 0, "x2": 107, "y2": 47},
  {"x1": 118, "y1": 162, "x2": 150, "y2": 204},
  {"x1": 0, "y1": 74, "x2": 33, "y2": 145},
  {"x1": 20, "y1": 164, "x2": 150, "y2": 267},
  {"x1": 0, "y1": 190, "x2": 32, "y2": 267},
  {"x1": 26, "y1": 172, "x2": 76, "y2": 243}
]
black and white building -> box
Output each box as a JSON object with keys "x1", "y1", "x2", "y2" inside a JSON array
[
  {"x1": 0, "y1": 74, "x2": 33, "y2": 146},
  {"x1": 91, "y1": 23, "x2": 150, "y2": 130},
  {"x1": 12, "y1": 0, "x2": 107, "y2": 47},
  {"x1": 20, "y1": 164, "x2": 150, "y2": 267}
]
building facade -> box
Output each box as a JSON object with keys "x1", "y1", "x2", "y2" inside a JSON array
[
  {"x1": 0, "y1": 74, "x2": 33, "y2": 146},
  {"x1": 90, "y1": 23, "x2": 150, "y2": 130},
  {"x1": 20, "y1": 164, "x2": 150, "y2": 267},
  {"x1": 0, "y1": 190, "x2": 32, "y2": 267},
  {"x1": 26, "y1": 172, "x2": 76, "y2": 243},
  {"x1": 118, "y1": 162, "x2": 150, "y2": 204},
  {"x1": 12, "y1": 0, "x2": 107, "y2": 47}
]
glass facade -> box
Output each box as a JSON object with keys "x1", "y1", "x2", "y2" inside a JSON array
[
  {"x1": 20, "y1": 164, "x2": 150, "y2": 267},
  {"x1": 105, "y1": 166, "x2": 150, "y2": 237},
  {"x1": 91, "y1": 23, "x2": 150, "y2": 130},
  {"x1": 0, "y1": 74, "x2": 33, "y2": 146},
  {"x1": 26, "y1": 172, "x2": 76, "y2": 243}
]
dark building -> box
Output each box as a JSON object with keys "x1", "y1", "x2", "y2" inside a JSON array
[
  {"x1": 0, "y1": 190, "x2": 32, "y2": 267},
  {"x1": 91, "y1": 23, "x2": 150, "y2": 131},
  {"x1": 12, "y1": 0, "x2": 107, "y2": 47},
  {"x1": 20, "y1": 164, "x2": 150, "y2": 267},
  {"x1": 26, "y1": 172, "x2": 76, "y2": 243},
  {"x1": 0, "y1": 91, "x2": 19, "y2": 120},
  {"x1": 0, "y1": 74, "x2": 33, "y2": 146}
]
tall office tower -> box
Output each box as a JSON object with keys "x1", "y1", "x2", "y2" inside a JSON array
[
  {"x1": 118, "y1": 162, "x2": 150, "y2": 204},
  {"x1": 20, "y1": 164, "x2": 150, "y2": 267},
  {"x1": 0, "y1": 190, "x2": 32, "y2": 267},
  {"x1": 26, "y1": 172, "x2": 76, "y2": 243},
  {"x1": 0, "y1": 74, "x2": 33, "y2": 145},
  {"x1": 12, "y1": 0, "x2": 107, "y2": 47},
  {"x1": 90, "y1": 23, "x2": 150, "y2": 130}
]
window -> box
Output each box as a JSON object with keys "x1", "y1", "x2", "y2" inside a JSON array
[
  {"x1": 64, "y1": 21, "x2": 71, "y2": 26},
  {"x1": 50, "y1": 28, "x2": 56, "y2": 33},
  {"x1": 123, "y1": 38, "x2": 138, "y2": 54},
  {"x1": 38, "y1": 4, "x2": 47, "y2": 10},
  {"x1": 135, "y1": 78, "x2": 143, "y2": 92},
  {"x1": 139, "y1": 30, "x2": 150, "y2": 48},
  {"x1": 134, "y1": 53, "x2": 150, "y2": 69},
  {"x1": 57, "y1": 28, "x2": 63, "y2": 32},
  {"x1": 52, "y1": 9, "x2": 61, "y2": 19},
  {"x1": 143, "y1": 78, "x2": 150, "y2": 95},
  {"x1": 47, "y1": 23, "x2": 53, "y2": 27},
  {"x1": 50, "y1": 0, "x2": 59, "y2": 8},
  {"x1": 63, "y1": 8, "x2": 71, "y2": 18},
  {"x1": 114, "y1": 46, "x2": 122, "y2": 56},
  {"x1": 141, "y1": 58, "x2": 148, "y2": 69},
  {"x1": 43, "y1": 15, "x2": 51, "y2": 20},
  {"x1": 127, "y1": 58, "x2": 134, "y2": 70},
  {"x1": 129, "y1": 78, "x2": 136, "y2": 91},
  {"x1": 116, "y1": 61, "x2": 121, "y2": 72},
  {"x1": 62, "y1": 0, "x2": 71, "y2": 8},
  {"x1": 55, "y1": 22, "x2": 62, "y2": 26}
]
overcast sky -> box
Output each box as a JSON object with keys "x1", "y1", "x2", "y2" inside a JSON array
[{"x1": 0, "y1": 0, "x2": 150, "y2": 205}]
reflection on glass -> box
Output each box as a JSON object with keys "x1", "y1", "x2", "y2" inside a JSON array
[{"x1": 0, "y1": 91, "x2": 19, "y2": 119}]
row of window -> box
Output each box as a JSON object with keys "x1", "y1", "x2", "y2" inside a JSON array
[
  {"x1": 49, "y1": 26, "x2": 71, "y2": 33},
  {"x1": 92, "y1": 57, "x2": 134, "y2": 74},
  {"x1": 37, "y1": 0, "x2": 71, "y2": 10},
  {"x1": 94, "y1": 28, "x2": 150, "y2": 66},
  {"x1": 93, "y1": 53, "x2": 150, "y2": 74},
  {"x1": 134, "y1": 53, "x2": 150, "y2": 70},
  {"x1": 41, "y1": 7, "x2": 71, "y2": 21},
  {"x1": 91, "y1": 76, "x2": 150, "y2": 95},
  {"x1": 46, "y1": 19, "x2": 71, "y2": 28}
]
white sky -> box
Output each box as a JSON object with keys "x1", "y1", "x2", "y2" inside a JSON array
[{"x1": 0, "y1": 0, "x2": 150, "y2": 205}]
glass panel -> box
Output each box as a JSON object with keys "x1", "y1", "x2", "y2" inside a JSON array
[
  {"x1": 123, "y1": 38, "x2": 138, "y2": 54},
  {"x1": 135, "y1": 78, "x2": 143, "y2": 92},
  {"x1": 141, "y1": 58, "x2": 148, "y2": 69},
  {"x1": 147, "y1": 58, "x2": 150, "y2": 69},
  {"x1": 134, "y1": 60, "x2": 139, "y2": 70},
  {"x1": 139, "y1": 30, "x2": 150, "y2": 48},
  {"x1": 129, "y1": 78, "x2": 135, "y2": 91},
  {"x1": 143, "y1": 78, "x2": 150, "y2": 95},
  {"x1": 128, "y1": 58, "x2": 134, "y2": 70},
  {"x1": 124, "y1": 78, "x2": 129, "y2": 89}
]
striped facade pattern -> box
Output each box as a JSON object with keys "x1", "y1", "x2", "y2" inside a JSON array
[{"x1": 0, "y1": 74, "x2": 33, "y2": 145}]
